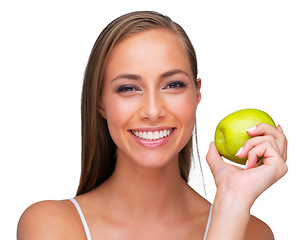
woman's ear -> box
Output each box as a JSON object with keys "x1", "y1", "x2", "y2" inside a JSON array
[
  {"x1": 98, "y1": 101, "x2": 107, "y2": 119},
  {"x1": 196, "y1": 78, "x2": 202, "y2": 105}
]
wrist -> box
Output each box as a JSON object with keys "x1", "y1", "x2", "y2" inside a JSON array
[
  {"x1": 213, "y1": 187, "x2": 251, "y2": 215},
  {"x1": 206, "y1": 188, "x2": 251, "y2": 240},
  {"x1": 215, "y1": 183, "x2": 255, "y2": 210}
]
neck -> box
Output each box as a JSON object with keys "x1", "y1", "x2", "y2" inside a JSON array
[{"x1": 100, "y1": 154, "x2": 189, "y2": 221}]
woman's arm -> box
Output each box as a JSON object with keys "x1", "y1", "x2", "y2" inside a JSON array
[
  {"x1": 207, "y1": 188, "x2": 250, "y2": 239},
  {"x1": 205, "y1": 124, "x2": 288, "y2": 240}
]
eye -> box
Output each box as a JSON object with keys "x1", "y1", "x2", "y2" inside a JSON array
[
  {"x1": 116, "y1": 85, "x2": 140, "y2": 93},
  {"x1": 164, "y1": 81, "x2": 188, "y2": 90}
]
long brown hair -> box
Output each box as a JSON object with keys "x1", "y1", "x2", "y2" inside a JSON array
[{"x1": 77, "y1": 11, "x2": 200, "y2": 195}]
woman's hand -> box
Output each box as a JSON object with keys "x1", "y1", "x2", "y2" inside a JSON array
[
  {"x1": 206, "y1": 123, "x2": 288, "y2": 207},
  {"x1": 205, "y1": 123, "x2": 288, "y2": 240}
]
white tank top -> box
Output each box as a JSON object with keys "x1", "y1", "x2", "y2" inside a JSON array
[{"x1": 69, "y1": 198, "x2": 212, "y2": 240}]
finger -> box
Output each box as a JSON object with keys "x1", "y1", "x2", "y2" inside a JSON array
[
  {"x1": 276, "y1": 125, "x2": 288, "y2": 161},
  {"x1": 250, "y1": 143, "x2": 288, "y2": 182},
  {"x1": 246, "y1": 123, "x2": 279, "y2": 138},
  {"x1": 236, "y1": 135, "x2": 279, "y2": 159},
  {"x1": 246, "y1": 123, "x2": 287, "y2": 161},
  {"x1": 246, "y1": 142, "x2": 288, "y2": 196},
  {"x1": 246, "y1": 141, "x2": 284, "y2": 170},
  {"x1": 277, "y1": 125, "x2": 284, "y2": 134},
  {"x1": 206, "y1": 142, "x2": 225, "y2": 174}
]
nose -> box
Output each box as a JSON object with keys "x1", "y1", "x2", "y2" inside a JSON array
[{"x1": 140, "y1": 90, "x2": 165, "y2": 122}]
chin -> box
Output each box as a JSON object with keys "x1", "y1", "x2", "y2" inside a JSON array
[{"x1": 132, "y1": 151, "x2": 179, "y2": 170}]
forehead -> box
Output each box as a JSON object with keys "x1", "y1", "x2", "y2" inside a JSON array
[{"x1": 104, "y1": 29, "x2": 192, "y2": 79}]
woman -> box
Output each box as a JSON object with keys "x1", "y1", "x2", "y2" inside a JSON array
[{"x1": 17, "y1": 11, "x2": 287, "y2": 239}]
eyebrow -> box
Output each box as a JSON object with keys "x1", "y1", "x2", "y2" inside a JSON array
[
  {"x1": 160, "y1": 69, "x2": 189, "y2": 79},
  {"x1": 111, "y1": 74, "x2": 142, "y2": 82},
  {"x1": 111, "y1": 69, "x2": 189, "y2": 82}
]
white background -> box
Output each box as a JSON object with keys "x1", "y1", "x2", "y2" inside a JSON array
[{"x1": 1, "y1": 0, "x2": 296, "y2": 239}]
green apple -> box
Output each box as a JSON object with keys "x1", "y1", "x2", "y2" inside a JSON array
[{"x1": 214, "y1": 108, "x2": 276, "y2": 165}]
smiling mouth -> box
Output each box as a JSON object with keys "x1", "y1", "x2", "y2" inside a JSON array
[{"x1": 130, "y1": 128, "x2": 174, "y2": 141}]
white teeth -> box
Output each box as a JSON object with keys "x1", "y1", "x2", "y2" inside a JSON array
[
  {"x1": 143, "y1": 132, "x2": 147, "y2": 139},
  {"x1": 153, "y1": 131, "x2": 159, "y2": 140},
  {"x1": 147, "y1": 132, "x2": 153, "y2": 140},
  {"x1": 160, "y1": 130, "x2": 164, "y2": 138},
  {"x1": 131, "y1": 129, "x2": 173, "y2": 141}
]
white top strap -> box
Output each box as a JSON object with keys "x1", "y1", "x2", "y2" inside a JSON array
[
  {"x1": 69, "y1": 198, "x2": 92, "y2": 240},
  {"x1": 69, "y1": 198, "x2": 211, "y2": 240},
  {"x1": 203, "y1": 204, "x2": 212, "y2": 240}
]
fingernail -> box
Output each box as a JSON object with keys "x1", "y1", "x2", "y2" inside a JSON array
[
  {"x1": 235, "y1": 146, "x2": 244, "y2": 156},
  {"x1": 278, "y1": 125, "x2": 284, "y2": 133},
  {"x1": 246, "y1": 126, "x2": 257, "y2": 132},
  {"x1": 245, "y1": 160, "x2": 249, "y2": 170}
]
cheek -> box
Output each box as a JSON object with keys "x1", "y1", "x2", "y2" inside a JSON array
[
  {"x1": 167, "y1": 93, "x2": 197, "y2": 125},
  {"x1": 103, "y1": 96, "x2": 138, "y2": 141},
  {"x1": 104, "y1": 93, "x2": 134, "y2": 121},
  {"x1": 166, "y1": 93, "x2": 196, "y2": 150}
]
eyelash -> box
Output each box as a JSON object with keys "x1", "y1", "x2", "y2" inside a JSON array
[
  {"x1": 116, "y1": 85, "x2": 140, "y2": 93},
  {"x1": 163, "y1": 81, "x2": 188, "y2": 89},
  {"x1": 115, "y1": 81, "x2": 188, "y2": 93}
]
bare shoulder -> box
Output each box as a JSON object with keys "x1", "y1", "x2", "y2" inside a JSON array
[
  {"x1": 17, "y1": 200, "x2": 83, "y2": 240},
  {"x1": 245, "y1": 215, "x2": 274, "y2": 240}
]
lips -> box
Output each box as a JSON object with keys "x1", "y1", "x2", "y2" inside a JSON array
[{"x1": 130, "y1": 128, "x2": 174, "y2": 141}]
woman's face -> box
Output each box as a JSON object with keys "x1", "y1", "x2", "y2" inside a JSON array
[{"x1": 100, "y1": 29, "x2": 201, "y2": 170}]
